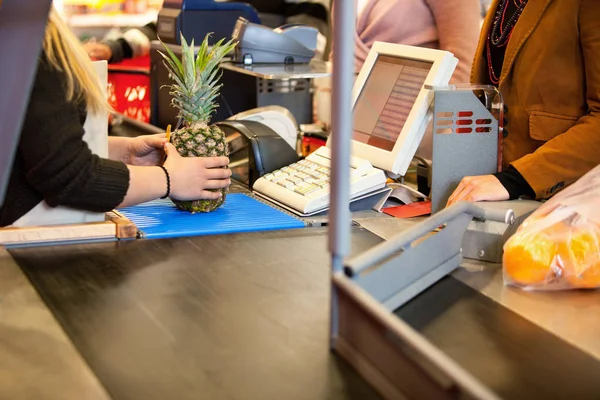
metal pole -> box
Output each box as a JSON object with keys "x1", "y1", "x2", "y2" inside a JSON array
[{"x1": 329, "y1": 0, "x2": 355, "y2": 341}]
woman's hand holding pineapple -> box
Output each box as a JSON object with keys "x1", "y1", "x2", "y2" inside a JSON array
[
  {"x1": 156, "y1": 33, "x2": 237, "y2": 213},
  {"x1": 109, "y1": 134, "x2": 167, "y2": 167},
  {"x1": 116, "y1": 134, "x2": 168, "y2": 166},
  {"x1": 117, "y1": 144, "x2": 231, "y2": 209},
  {"x1": 129, "y1": 134, "x2": 168, "y2": 166},
  {"x1": 162, "y1": 142, "x2": 231, "y2": 201},
  {"x1": 113, "y1": 31, "x2": 238, "y2": 213}
]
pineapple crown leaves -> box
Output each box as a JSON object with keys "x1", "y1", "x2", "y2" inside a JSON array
[{"x1": 158, "y1": 32, "x2": 237, "y2": 124}]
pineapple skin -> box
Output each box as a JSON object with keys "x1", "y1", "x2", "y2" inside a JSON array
[
  {"x1": 159, "y1": 32, "x2": 237, "y2": 213},
  {"x1": 170, "y1": 123, "x2": 229, "y2": 213}
]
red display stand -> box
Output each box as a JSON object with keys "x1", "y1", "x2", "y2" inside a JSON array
[{"x1": 107, "y1": 55, "x2": 151, "y2": 123}]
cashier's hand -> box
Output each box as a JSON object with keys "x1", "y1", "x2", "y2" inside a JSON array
[
  {"x1": 83, "y1": 42, "x2": 112, "y2": 61},
  {"x1": 163, "y1": 143, "x2": 232, "y2": 200},
  {"x1": 127, "y1": 134, "x2": 168, "y2": 166},
  {"x1": 446, "y1": 175, "x2": 509, "y2": 207}
]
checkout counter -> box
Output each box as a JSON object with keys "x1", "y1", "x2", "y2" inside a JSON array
[{"x1": 2, "y1": 1, "x2": 600, "y2": 400}]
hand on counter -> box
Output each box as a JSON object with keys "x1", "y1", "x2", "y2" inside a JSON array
[
  {"x1": 446, "y1": 174, "x2": 509, "y2": 207},
  {"x1": 162, "y1": 143, "x2": 231, "y2": 201}
]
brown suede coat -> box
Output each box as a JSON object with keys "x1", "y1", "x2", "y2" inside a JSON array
[{"x1": 472, "y1": 0, "x2": 600, "y2": 199}]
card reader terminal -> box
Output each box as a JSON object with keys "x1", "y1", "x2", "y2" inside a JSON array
[{"x1": 231, "y1": 17, "x2": 318, "y2": 64}]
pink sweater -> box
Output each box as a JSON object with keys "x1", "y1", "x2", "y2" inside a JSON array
[{"x1": 332, "y1": 0, "x2": 481, "y2": 84}]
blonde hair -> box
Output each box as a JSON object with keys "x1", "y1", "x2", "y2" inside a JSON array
[{"x1": 43, "y1": 8, "x2": 109, "y2": 113}]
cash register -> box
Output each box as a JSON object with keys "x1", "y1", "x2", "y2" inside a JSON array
[
  {"x1": 157, "y1": 0, "x2": 261, "y2": 45},
  {"x1": 152, "y1": 11, "x2": 325, "y2": 128},
  {"x1": 252, "y1": 42, "x2": 459, "y2": 216}
]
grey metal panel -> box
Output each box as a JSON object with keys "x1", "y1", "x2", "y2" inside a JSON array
[
  {"x1": 352, "y1": 213, "x2": 471, "y2": 309},
  {"x1": 381, "y1": 254, "x2": 462, "y2": 311},
  {"x1": 463, "y1": 228, "x2": 504, "y2": 263},
  {"x1": 347, "y1": 202, "x2": 513, "y2": 273},
  {"x1": 345, "y1": 202, "x2": 514, "y2": 310},
  {"x1": 430, "y1": 90, "x2": 499, "y2": 213},
  {"x1": 256, "y1": 78, "x2": 313, "y2": 125},
  {"x1": 0, "y1": 0, "x2": 53, "y2": 203}
]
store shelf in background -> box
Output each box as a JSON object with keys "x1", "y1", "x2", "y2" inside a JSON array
[
  {"x1": 65, "y1": 10, "x2": 157, "y2": 27},
  {"x1": 56, "y1": 0, "x2": 161, "y2": 27}
]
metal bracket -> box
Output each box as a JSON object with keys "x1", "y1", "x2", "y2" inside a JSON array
[
  {"x1": 430, "y1": 85, "x2": 503, "y2": 214},
  {"x1": 462, "y1": 200, "x2": 540, "y2": 263}
]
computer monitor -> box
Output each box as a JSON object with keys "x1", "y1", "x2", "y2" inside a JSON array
[
  {"x1": 326, "y1": 41, "x2": 458, "y2": 176},
  {"x1": 0, "y1": 0, "x2": 52, "y2": 204}
]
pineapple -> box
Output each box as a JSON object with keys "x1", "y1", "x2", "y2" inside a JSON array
[{"x1": 159, "y1": 32, "x2": 236, "y2": 213}]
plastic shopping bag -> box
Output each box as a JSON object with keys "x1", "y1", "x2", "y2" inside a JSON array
[{"x1": 503, "y1": 165, "x2": 600, "y2": 290}]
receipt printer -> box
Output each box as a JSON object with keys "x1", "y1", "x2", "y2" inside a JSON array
[
  {"x1": 231, "y1": 17, "x2": 318, "y2": 64},
  {"x1": 157, "y1": 0, "x2": 261, "y2": 45},
  {"x1": 218, "y1": 106, "x2": 300, "y2": 188}
]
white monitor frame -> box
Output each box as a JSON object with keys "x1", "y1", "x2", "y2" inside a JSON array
[{"x1": 327, "y1": 41, "x2": 457, "y2": 176}]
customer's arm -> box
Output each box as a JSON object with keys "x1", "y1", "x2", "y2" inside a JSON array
[
  {"x1": 427, "y1": 0, "x2": 481, "y2": 84},
  {"x1": 447, "y1": 0, "x2": 600, "y2": 206},
  {"x1": 85, "y1": 22, "x2": 157, "y2": 63},
  {"x1": 510, "y1": 0, "x2": 600, "y2": 199}
]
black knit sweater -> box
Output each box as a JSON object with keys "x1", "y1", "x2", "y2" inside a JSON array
[{"x1": 0, "y1": 54, "x2": 130, "y2": 227}]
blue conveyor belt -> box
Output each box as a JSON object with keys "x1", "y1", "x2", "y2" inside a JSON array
[{"x1": 118, "y1": 193, "x2": 305, "y2": 239}]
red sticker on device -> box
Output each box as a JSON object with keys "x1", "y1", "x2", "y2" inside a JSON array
[{"x1": 382, "y1": 201, "x2": 432, "y2": 219}]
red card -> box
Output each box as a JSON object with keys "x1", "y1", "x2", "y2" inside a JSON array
[{"x1": 383, "y1": 201, "x2": 432, "y2": 219}]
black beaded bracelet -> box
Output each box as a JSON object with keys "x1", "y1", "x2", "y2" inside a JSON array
[{"x1": 158, "y1": 165, "x2": 171, "y2": 199}]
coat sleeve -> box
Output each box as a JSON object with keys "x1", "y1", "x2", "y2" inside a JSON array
[
  {"x1": 19, "y1": 56, "x2": 130, "y2": 212},
  {"x1": 512, "y1": 0, "x2": 600, "y2": 199}
]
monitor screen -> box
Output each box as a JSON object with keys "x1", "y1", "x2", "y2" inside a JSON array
[{"x1": 352, "y1": 55, "x2": 433, "y2": 152}]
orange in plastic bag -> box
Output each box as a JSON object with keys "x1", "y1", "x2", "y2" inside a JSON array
[
  {"x1": 560, "y1": 227, "x2": 600, "y2": 288},
  {"x1": 504, "y1": 215, "x2": 600, "y2": 290},
  {"x1": 503, "y1": 224, "x2": 560, "y2": 287},
  {"x1": 503, "y1": 164, "x2": 600, "y2": 291}
]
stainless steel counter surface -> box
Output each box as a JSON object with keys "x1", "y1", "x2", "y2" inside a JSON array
[
  {"x1": 0, "y1": 247, "x2": 111, "y2": 400},
  {"x1": 455, "y1": 263, "x2": 600, "y2": 361},
  {"x1": 355, "y1": 215, "x2": 600, "y2": 362}
]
